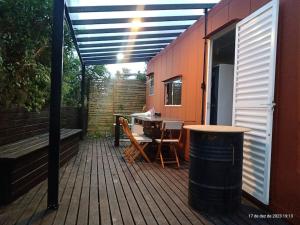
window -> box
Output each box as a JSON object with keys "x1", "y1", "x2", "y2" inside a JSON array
[
  {"x1": 164, "y1": 77, "x2": 182, "y2": 105},
  {"x1": 148, "y1": 73, "x2": 154, "y2": 96}
]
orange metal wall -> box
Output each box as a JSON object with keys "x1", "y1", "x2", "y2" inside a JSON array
[
  {"x1": 146, "y1": 0, "x2": 300, "y2": 223},
  {"x1": 146, "y1": 21, "x2": 204, "y2": 124}
]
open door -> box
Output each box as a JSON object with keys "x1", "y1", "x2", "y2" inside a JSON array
[{"x1": 232, "y1": 0, "x2": 279, "y2": 204}]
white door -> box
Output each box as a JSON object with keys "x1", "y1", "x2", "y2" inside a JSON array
[{"x1": 232, "y1": 0, "x2": 279, "y2": 204}]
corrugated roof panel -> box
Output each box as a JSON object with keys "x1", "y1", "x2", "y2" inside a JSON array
[{"x1": 65, "y1": 1, "x2": 219, "y2": 65}]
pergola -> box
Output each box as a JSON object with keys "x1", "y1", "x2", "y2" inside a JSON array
[{"x1": 48, "y1": 0, "x2": 216, "y2": 209}]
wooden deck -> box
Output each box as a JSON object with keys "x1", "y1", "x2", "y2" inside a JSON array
[{"x1": 0, "y1": 138, "x2": 288, "y2": 225}]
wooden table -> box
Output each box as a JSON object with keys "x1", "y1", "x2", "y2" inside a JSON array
[
  {"x1": 132, "y1": 115, "x2": 182, "y2": 139},
  {"x1": 184, "y1": 125, "x2": 250, "y2": 133},
  {"x1": 184, "y1": 125, "x2": 250, "y2": 213}
]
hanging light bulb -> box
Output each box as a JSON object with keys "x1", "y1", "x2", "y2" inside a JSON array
[{"x1": 116, "y1": 53, "x2": 124, "y2": 60}]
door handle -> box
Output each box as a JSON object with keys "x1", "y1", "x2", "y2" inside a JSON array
[{"x1": 260, "y1": 102, "x2": 276, "y2": 109}]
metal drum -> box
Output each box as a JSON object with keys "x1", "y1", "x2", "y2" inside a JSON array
[{"x1": 188, "y1": 130, "x2": 244, "y2": 214}]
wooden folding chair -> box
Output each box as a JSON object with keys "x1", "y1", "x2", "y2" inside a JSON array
[
  {"x1": 155, "y1": 121, "x2": 183, "y2": 168},
  {"x1": 119, "y1": 117, "x2": 152, "y2": 164}
]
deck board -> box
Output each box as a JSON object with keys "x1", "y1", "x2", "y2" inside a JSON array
[
  {"x1": 53, "y1": 141, "x2": 86, "y2": 225},
  {"x1": 0, "y1": 138, "x2": 289, "y2": 225},
  {"x1": 103, "y1": 140, "x2": 135, "y2": 225},
  {"x1": 89, "y1": 140, "x2": 100, "y2": 225},
  {"x1": 107, "y1": 140, "x2": 159, "y2": 225},
  {"x1": 101, "y1": 139, "x2": 124, "y2": 225},
  {"x1": 123, "y1": 155, "x2": 174, "y2": 225},
  {"x1": 62, "y1": 148, "x2": 84, "y2": 225},
  {"x1": 134, "y1": 162, "x2": 198, "y2": 225},
  {"x1": 95, "y1": 139, "x2": 112, "y2": 225},
  {"x1": 106, "y1": 140, "x2": 147, "y2": 225}
]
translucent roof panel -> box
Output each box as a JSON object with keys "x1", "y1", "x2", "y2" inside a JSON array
[
  {"x1": 69, "y1": 9, "x2": 204, "y2": 20},
  {"x1": 65, "y1": 0, "x2": 220, "y2": 65},
  {"x1": 66, "y1": 0, "x2": 219, "y2": 7}
]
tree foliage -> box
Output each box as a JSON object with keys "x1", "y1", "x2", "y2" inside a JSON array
[
  {"x1": 62, "y1": 55, "x2": 110, "y2": 107},
  {"x1": 0, "y1": 0, "x2": 109, "y2": 111},
  {"x1": 115, "y1": 67, "x2": 146, "y2": 81},
  {"x1": 0, "y1": 0, "x2": 52, "y2": 111},
  {"x1": 136, "y1": 70, "x2": 147, "y2": 81}
]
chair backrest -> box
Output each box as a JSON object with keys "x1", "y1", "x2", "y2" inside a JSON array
[
  {"x1": 132, "y1": 124, "x2": 144, "y2": 135},
  {"x1": 119, "y1": 117, "x2": 129, "y2": 136},
  {"x1": 160, "y1": 121, "x2": 184, "y2": 141},
  {"x1": 119, "y1": 117, "x2": 142, "y2": 148},
  {"x1": 162, "y1": 121, "x2": 183, "y2": 130}
]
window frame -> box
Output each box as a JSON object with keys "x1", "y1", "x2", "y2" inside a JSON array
[
  {"x1": 164, "y1": 76, "x2": 182, "y2": 106},
  {"x1": 147, "y1": 73, "x2": 154, "y2": 96}
]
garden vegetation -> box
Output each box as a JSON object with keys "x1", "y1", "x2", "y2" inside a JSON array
[{"x1": 0, "y1": 0, "x2": 109, "y2": 111}]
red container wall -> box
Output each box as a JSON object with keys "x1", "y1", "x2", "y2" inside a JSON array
[
  {"x1": 146, "y1": 0, "x2": 300, "y2": 223},
  {"x1": 270, "y1": 0, "x2": 300, "y2": 223}
]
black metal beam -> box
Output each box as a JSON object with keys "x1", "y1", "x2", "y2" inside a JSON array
[
  {"x1": 81, "y1": 49, "x2": 161, "y2": 57},
  {"x1": 82, "y1": 53, "x2": 156, "y2": 60},
  {"x1": 64, "y1": 6, "x2": 84, "y2": 65},
  {"x1": 75, "y1": 25, "x2": 189, "y2": 35},
  {"x1": 83, "y1": 56, "x2": 155, "y2": 62},
  {"x1": 48, "y1": 0, "x2": 65, "y2": 210},
  {"x1": 72, "y1": 15, "x2": 200, "y2": 25},
  {"x1": 83, "y1": 56, "x2": 151, "y2": 62},
  {"x1": 68, "y1": 4, "x2": 215, "y2": 13},
  {"x1": 85, "y1": 57, "x2": 150, "y2": 65},
  {"x1": 79, "y1": 44, "x2": 167, "y2": 54},
  {"x1": 201, "y1": 8, "x2": 208, "y2": 125},
  {"x1": 78, "y1": 39, "x2": 173, "y2": 49},
  {"x1": 76, "y1": 32, "x2": 181, "y2": 43}
]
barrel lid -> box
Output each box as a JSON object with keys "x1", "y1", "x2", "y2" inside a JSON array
[{"x1": 183, "y1": 125, "x2": 251, "y2": 133}]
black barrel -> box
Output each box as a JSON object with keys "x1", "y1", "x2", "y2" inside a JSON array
[{"x1": 188, "y1": 131, "x2": 244, "y2": 214}]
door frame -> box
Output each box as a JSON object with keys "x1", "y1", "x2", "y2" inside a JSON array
[
  {"x1": 205, "y1": 24, "x2": 237, "y2": 124},
  {"x1": 232, "y1": 0, "x2": 279, "y2": 205},
  {"x1": 204, "y1": 0, "x2": 279, "y2": 205}
]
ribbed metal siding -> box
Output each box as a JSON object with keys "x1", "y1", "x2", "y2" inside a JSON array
[{"x1": 233, "y1": 0, "x2": 279, "y2": 204}]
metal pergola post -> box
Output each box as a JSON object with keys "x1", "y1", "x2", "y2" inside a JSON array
[
  {"x1": 201, "y1": 8, "x2": 208, "y2": 125},
  {"x1": 48, "y1": 0, "x2": 65, "y2": 209},
  {"x1": 114, "y1": 114, "x2": 121, "y2": 147},
  {"x1": 80, "y1": 64, "x2": 86, "y2": 138}
]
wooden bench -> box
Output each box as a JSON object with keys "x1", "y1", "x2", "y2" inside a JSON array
[{"x1": 0, "y1": 128, "x2": 81, "y2": 205}]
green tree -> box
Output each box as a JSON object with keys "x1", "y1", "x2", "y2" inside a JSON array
[
  {"x1": 86, "y1": 65, "x2": 110, "y2": 82},
  {"x1": 0, "y1": 0, "x2": 52, "y2": 111},
  {"x1": 62, "y1": 56, "x2": 110, "y2": 107},
  {"x1": 62, "y1": 52, "x2": 81, "y2": 107},
  {"x1": 0, "y1": 0, "x2": 109, "y2": 110},
  {"x1": 136, "y1": 70, "x2": 146, "y2": 81}
]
